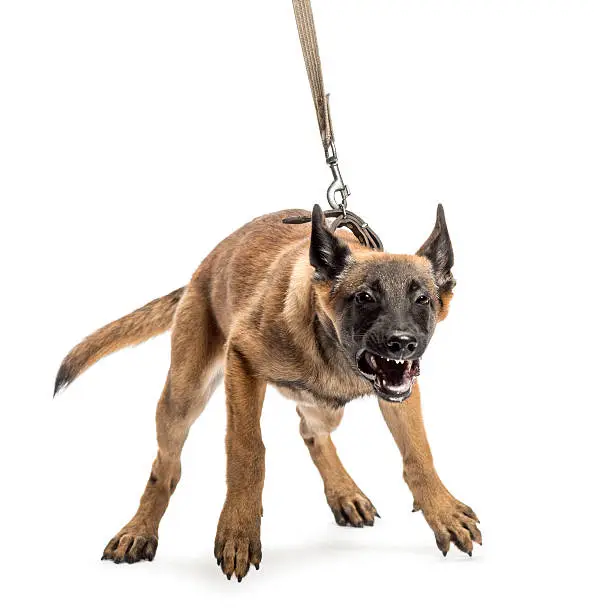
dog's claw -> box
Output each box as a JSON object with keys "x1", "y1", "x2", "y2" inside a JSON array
[
  {"x1": 102, "y1": 531, "x2": 158, "y2": 564},
  {"x1": 329, "y1": 491, "x2": 378, "y2": 528},
  {"x1": 422, "y1": 494, "x2": 480, "y2": 558},
  {"x1": 214, "y1": 507, "x2": 262, "y2": 582}
]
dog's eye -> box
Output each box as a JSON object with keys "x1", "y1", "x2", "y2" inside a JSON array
[
  {"x1": 355, "y1": 291, "x2": 375, "y2": 305},
  {"x1": 416, "y1": 295, "x2": 430, "y2": 306}
]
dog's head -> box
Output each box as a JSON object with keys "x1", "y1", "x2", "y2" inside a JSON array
[{"x1": 310, "y1": 204, "x2": 455, "y2": 403}]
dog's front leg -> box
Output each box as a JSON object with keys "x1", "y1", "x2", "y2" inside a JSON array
[
  {"x1": 379, "y1": 385, "x2": 481, "y2": 556},
  {"x1": 298, "y1": 404, "x2": 379, "y2": 527},
  {"x1": 214, "y1": 345, "x2": 266, "y2": 581}
]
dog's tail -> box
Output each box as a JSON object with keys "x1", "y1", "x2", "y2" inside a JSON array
[{"x1": 54, "y1": 287, "x2": 186, "y2": 396}]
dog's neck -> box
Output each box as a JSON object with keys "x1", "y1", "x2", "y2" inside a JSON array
[
  {"x1": 283, "y1": 252, "x2": 365, "y2": 391},
  {"x1": 284, "y1": 252, "x2": 314, "y2": 323}
]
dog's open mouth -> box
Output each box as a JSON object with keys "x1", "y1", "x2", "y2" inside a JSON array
[{"x1": 356, "y1": 350, "x2": 420, "y2": 402}]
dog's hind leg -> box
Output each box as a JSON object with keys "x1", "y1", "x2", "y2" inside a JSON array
[
  {"x1": 297, "y1": 404, "x2": 379, "y2": 527},
  {"x1": 102, "y1": 284, "x2": 225, "y2": 564}
]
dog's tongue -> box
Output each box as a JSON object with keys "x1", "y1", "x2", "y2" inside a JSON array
[
  {"x1": 372, "y1": 356, "x2": 414, "y2": 395},
  {"x1": 358, "y1": 351, "x2": 420, "y2": 401},
  {"x1": 379, "y1": 370, "x2": 412, "y2": 395}
]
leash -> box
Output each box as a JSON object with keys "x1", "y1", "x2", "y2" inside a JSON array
[{"x1": 287, "y1": 0, "x2": 383, "y2": 251}]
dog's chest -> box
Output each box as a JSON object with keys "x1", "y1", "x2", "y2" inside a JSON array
[
  {"x1": 272, "y1": 382, "x2": 322, "y2": 406},
  {"x1": 270, "y1": 368, "x2": 371, "y2": 409}
]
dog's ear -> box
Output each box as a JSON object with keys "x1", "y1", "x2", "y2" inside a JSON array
[
  {"x1": 417, "y1": 204, "x2": 455, "y2": 295},
  {"x1": 310, "y1": 204, "x2": 351, "y2": 280}
]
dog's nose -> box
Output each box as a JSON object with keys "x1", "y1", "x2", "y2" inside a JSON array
[{"x1": 386, "y1": 333, "x2": 418, "y2": 358}]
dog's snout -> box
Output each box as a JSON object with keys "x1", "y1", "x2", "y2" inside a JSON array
[{"x1": 386, "y1": 333, "x2": 418, "y2": 358}]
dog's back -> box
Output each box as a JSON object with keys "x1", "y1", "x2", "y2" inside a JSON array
[{"x1": 54, "y1": 209, "x2": 324, "y2": 392}]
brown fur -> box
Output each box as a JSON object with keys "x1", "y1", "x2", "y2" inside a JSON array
[
  {"x1": 56, "y1": 208, "x2": 480, "y2": 580},
  {"x1": 54, "y1": 287, "x2": 185, "y2": 395}
]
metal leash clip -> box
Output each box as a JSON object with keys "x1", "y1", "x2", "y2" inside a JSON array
[{"x1": 324, "y1": 140, "x2": 350, "y2": 214}]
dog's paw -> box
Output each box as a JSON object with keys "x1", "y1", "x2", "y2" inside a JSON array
[
  {"x1": 102, "y1": 528, "x2": 158, "y2": 564},
  {"x1": 328, "y1": 489, "x2": 380, "y2": 527},
  {"x1": 214, "y1": 504, "x2": 262, "y2": 582},
  {"x1": 417, "y1": 491, "x2": 481, "y2": 557}
]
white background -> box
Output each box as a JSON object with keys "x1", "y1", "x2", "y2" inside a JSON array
[{"x1": 1, "y1": 1, "x2": 593, "y2": 610}]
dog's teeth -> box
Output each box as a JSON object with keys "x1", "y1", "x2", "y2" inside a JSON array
[{"x1": 369, "y1": 354, "x2": 377, "y2": 368}]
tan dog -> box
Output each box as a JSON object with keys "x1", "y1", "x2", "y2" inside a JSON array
[{"x1": 55, "y1": 204, "x2": 480, "y2": 581}]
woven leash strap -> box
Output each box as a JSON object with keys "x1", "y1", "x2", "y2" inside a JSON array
[
  {"x1": 292, "y1": 0, "x2": 333, "y2": 151},
  {"x1": 290, "y1": 1, "x2": 383, "y2": 251},
  {"x1": 292, "y1": 0, "x2": 350, "y2": 212}
]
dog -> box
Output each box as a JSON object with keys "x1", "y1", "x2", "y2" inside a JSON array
[{"x1": 55, "y1": 203, "x2": 480, "y2": 581}]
